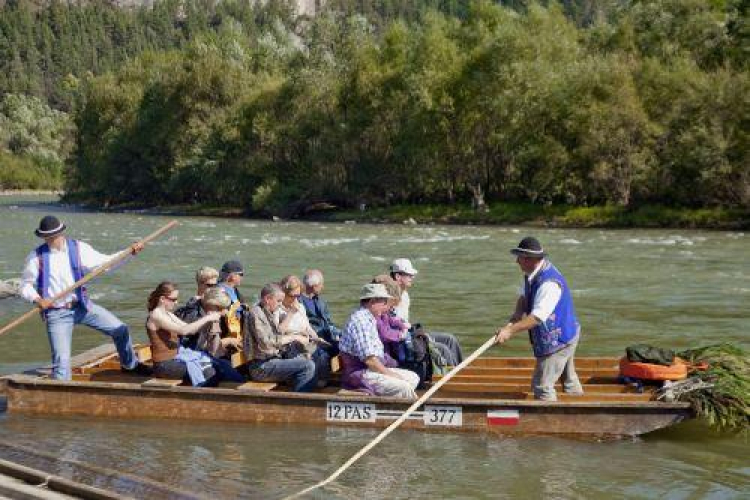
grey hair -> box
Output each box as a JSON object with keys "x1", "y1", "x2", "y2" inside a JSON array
[
  {"x1": 303, "y1": 269, "x2": 323, "y2": 287},
  {"x1": 260, "y1": 283, "x2": 283, "y2": 299},
  {"x1": 202, "y1": 287, "x2": 231, "y2": 308}
]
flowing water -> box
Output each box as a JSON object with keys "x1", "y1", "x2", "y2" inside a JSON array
[{"x1": 0, "y1": 195, "x2": 747, "y2": 499}]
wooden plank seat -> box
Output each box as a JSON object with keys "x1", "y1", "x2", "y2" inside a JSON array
[
  {"x1": 142, "y1": 378, "x2": 184, "y2": 388},
  {"x1": 436, "y1": 381, "x2": 643, "y2": 394},
  {"x1": 434, "y1": 374, "x2": 623, "y2": 385},
  {"x1": 433, "y1": 389, "x2": 654, "y2": 402},
  {"x1": 468, "y1": 357, "x2": 621, "y2": 369},
  {"x1": 458, "y1": 367, "x2": 621, "y2": 377},
  {"x1": 218, "y1": 381, "x2": 278, "y2": 392}
]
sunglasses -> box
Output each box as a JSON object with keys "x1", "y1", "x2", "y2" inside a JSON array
[
  {"x1": 164, "y1": 295, "x2": 179, "y2": 302},
  {"x1": 204, "y1": 281, "x2": 218, "y2": 286}
]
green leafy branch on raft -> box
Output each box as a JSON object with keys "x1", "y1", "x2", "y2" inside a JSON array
[{"x1": 676, "y1": 344, "x2": 749, "y2": 435}]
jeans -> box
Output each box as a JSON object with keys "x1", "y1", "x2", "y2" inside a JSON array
[
  {"x1": 45, "y1": 302, "x2": 138, "y2": 381},
  {"x1": 311, "y1": 346, "x2": 331, "y2": 387},
  {"x1": 248, "y1": 356, "x2": 316, "y2": 392}
]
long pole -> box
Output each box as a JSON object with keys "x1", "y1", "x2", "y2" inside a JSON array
[
  {"x1": 0, "y1": 220, "x2": 179, "y2": 337},
  {"x1": 283, "y1": 334, "x2": 499, "y2": 500}
]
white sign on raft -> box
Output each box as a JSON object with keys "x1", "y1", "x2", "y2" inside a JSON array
[
  {"x1": 326, "y1": 402, "x2": 376, "y2": 422},
  {"x1": 423, "y1": 405, "x2": 463, "y2": 426},
  {"x1": 326, "y1": 401, "x2": 463, "y2": 426}
]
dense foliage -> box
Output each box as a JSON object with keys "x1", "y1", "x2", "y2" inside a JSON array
[
  {"x1": 0, "y1": 0, "x2": 747, "y2": 213},
  {"x1": 678, "y1": 344, "x2": 749, "y2": 434}
]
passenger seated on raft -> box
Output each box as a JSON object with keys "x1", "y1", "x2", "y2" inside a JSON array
[
  {"x1": 339, "y1": 284, "x2": 420, "y2": 399},
  {"x1": 244, "y1": 283, "x2": 317, "y2": 392},
  {"x1": 389, "y1": 258, "x2": 464, "y2": 366},
  {"x1": 300, "y1": 269, "x2": 342, "y2": 356},
  {"x1": 175, "y1": 266, "x2": 220, "y2": 349},
  {"x1": 370, "y1": 275, "x2": 410, "y2": 356},
  {"x1": 193, "y1": 287, "x2": 242, "y2": 360},
  {"x1": 146, "y1": 282, "x2": 243, "y2": 386},
  {"x1": 279, "y1": 275, "x2": 331, "y2": 387}
]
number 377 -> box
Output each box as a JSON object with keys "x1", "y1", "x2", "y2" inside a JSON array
[{"x1": 424, "y1": 406, "x2": 462, "y2": 426}]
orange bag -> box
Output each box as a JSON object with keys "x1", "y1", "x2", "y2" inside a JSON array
[{"x1": 619, "y1": 356, "x2": 689, "y2": 381}]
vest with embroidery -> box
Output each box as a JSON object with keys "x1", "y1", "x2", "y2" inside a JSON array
[
  {"x1": 525, "y1": 261, "x2": 579, "y2": 357},
  {"x1": 35, "y1": 238, "x2": 90, "y2": 309}
]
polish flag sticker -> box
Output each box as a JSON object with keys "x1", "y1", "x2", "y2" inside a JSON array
[{"x1": 487, "y1": 409, "x2": 520, "y2": 426}]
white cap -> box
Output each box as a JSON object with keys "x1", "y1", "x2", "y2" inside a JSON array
[
  {"x1": 390, "y1": 258, "x2": 418, "y2": 276},
  {"x1": 359, "y1": 283, "x2": 393, "y2": 301}
]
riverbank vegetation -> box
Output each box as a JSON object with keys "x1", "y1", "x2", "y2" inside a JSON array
[{"x1": 0, "y1": 0, "x2": 747, "y2": 226}]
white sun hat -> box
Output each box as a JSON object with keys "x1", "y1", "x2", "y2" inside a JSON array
[{"x1": 389, "y1": 258, "x2": 418, "y2": 276}]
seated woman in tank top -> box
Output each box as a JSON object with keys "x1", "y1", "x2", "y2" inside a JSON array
[
  {"x1": 146, "y1": 281, "x2": 242, "y2": 386},
  {"x1": 279, "y1": 275, "x2": 331, "y2": 386}
]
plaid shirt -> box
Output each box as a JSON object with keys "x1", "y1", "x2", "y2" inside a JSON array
[{"x1": 340, "y1": 307, "x2": 384, "y2": 361}]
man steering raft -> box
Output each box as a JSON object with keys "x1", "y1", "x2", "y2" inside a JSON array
[
  {"x1": 494, "y1": 237, "x2": 583, "y2": 401},
  {"x1": 20, "y1": 215, "x2": 151, "y2": 380}
]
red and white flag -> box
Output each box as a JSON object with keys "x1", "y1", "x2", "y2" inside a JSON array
[{"x1": 487, "y1": 409, "x2": 520, "y2": 426}]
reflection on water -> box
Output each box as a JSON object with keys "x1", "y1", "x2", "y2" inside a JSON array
[
  {"x1": 0, "y1": 196, "x2": 748, "y2": 498},
  {"x1": 0, "y1": 413, "x2": 746, "y2": 499}
]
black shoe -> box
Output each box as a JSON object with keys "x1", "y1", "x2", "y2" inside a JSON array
[{"x1": 123, "y1": 362, "x2": 153, "y2": 376}]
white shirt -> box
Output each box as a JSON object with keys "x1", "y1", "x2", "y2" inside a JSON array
[
  {"x1": 519, "y1": 260, "x2": 562, "y2": 323},
  {"x1": 393, "y1": 290, "x2": 410, "y2": 322},
  {"x1": 280, "y1": 301, "x2": 316, "y2": 337},
  {"x1": 21, "y1": 240, "x2": 121, "y2": 307}
]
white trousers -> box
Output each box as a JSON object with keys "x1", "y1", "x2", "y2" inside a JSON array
[{"x1": 362, "y1": 368, "x2": 420, "y2": 399}]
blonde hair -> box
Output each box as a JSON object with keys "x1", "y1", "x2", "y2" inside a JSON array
[
  {"x1": 280, "y1": 275, "x2": 302, "y2": 295},
  {"x1": 371, "y1": 274, "x2": 401, "y2": 306},
  {"x1": 195, "y1": 266, "x2": 219, "y2": 285}
]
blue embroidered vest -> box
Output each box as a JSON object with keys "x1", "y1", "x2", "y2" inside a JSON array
[
  {"x1": 35, "y1": 238, "x2": 89, "y2": 309},
  {"x1": 525, "y1": 261, "x2": 579, "y2": 357}
]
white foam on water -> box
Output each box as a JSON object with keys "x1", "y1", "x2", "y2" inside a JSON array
[
  {"x1": 300, "y1": 237, "x2": 361, "y2": 248},
  {"x1": 191, "y1": 222, "x2": 217, "y2": 228},
  {"x1": 259, "y1": 235, "x2": 293, "y2": 245},
  {"x1": 396, "y1": 234, "x2": 490, "y2": 244},
  {"x1": 626, "y1": 236, "x2": 697, "y2": 246},
  {"x1": 242, "y1": 222, "x2": 258, "y2": 228},
  {"x1": 725, "y1": 233, "x2": 745, "y2": 239},
  {"x1": 370, "y1": 256, "x2": 386, "y2": 261},
  {"x1": 559, "y1": 238, "x2": 581, "y2": 245},
  {"x1": 417, "y1": 257, "x2": 430, "y2": 262},
  {"x1": 241, "y1": 239, "x2": 251, "y2": 244}
]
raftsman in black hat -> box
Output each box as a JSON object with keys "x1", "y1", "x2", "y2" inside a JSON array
[
  {"x1": 510, "y1": 236, "x2": 546, "y2": 258},
  {"x1": 35, "y1": 215, "x2": 67, "y2": 238}
]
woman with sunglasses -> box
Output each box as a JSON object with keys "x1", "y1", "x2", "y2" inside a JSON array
[
  {"x1": 147, "y1": 281, "x2": 226, "y2": 385},
  {"x1": 279, "y1": 275, "x2": 331, "y2": 386}
]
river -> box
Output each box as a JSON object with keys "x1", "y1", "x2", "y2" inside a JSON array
[{"x1": 0, "y1": 195, "x2": 747, "y2": 499}]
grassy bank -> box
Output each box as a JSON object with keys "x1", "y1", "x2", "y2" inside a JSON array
[{"x1": 322, "y1": 203, "x2": 750, "y2": 230}]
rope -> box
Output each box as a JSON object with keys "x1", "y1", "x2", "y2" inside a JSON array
[{"x1": 283, "y1": 335, "x2": 498, "y2": 500}]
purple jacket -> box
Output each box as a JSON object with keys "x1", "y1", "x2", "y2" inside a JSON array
[{"x1": 376, "y1": 313, "x2": 407, "y2": 343}]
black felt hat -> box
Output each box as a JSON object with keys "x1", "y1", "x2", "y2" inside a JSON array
[
  {"x1": 34, "y1": 215, "x2": 66, "y2": 238},
  {"x1": 510, "y1": 237, "x2": 546, "y2": 258}
]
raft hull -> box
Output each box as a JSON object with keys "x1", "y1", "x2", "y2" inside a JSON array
[{"x1": 1, "y1": 377, "x2": 692, "y2": 439}]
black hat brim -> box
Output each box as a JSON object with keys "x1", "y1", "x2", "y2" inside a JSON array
[{"x1": 510, "y1": 248, "x2": 546, "y2": 258}]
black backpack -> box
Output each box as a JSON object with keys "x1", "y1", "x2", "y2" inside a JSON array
[{"x1": 397, "y1": 324, "x2": 433, "y2": 389}]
